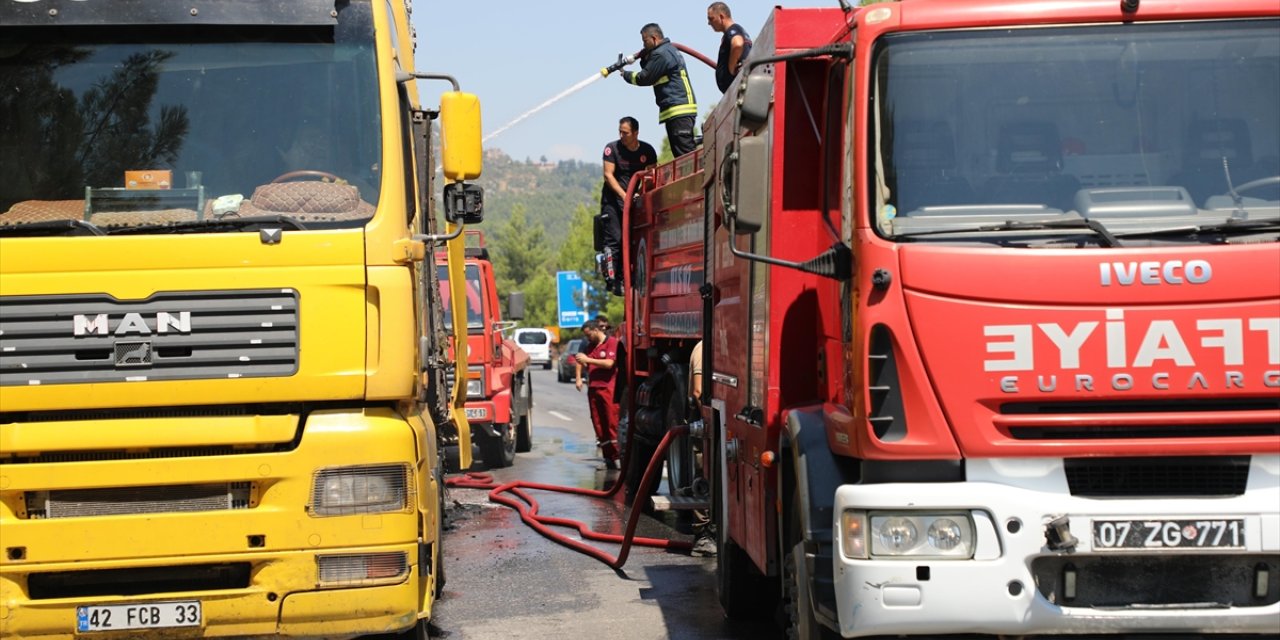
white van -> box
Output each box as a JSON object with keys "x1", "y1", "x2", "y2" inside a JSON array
[{"x1": 513, "y1": 328, "x2": 554, "y2": 369}]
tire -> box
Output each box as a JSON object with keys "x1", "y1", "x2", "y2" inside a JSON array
[
  {"x1": 516, "y1": 378, "x2": 533, "y2": 453},
  {"x1": 479, "y1": 423, "x2": 515, "y2": 468},
  {"x1": 784, "y1": 489, "x2": 839, "y2": 640},
  {"x1": 622, "y1": 432, "x2": 658, "y2": 506},
  {"x1": 664, "y1": 389, "x2": 695, "y2": 498}
]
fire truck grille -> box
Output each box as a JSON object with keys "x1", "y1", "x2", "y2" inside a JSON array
[
  {"x1": 0, "y1": 289, "x2": 299, "y2": 386},
  {"x1": 23, "y1": 482, "x2": 254, "y2": 519},
  {"x1": 1031, "y1": 554, "x2": 1279, "y2": 608},
  {"x1": 1064, "y1": 456, "x2": 1250, "y2": 497}
]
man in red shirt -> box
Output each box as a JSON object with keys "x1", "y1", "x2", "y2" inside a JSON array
[{"x1": 574, "y1": 318, "x2": 620, "y2": 470}]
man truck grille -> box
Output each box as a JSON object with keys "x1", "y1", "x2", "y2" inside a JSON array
[
  {"x1": 0, "y1": 289, "x2": 299, "y2": 386},
  {"x1": 23, "y1": 482, "x2": 254, "y2": 519}
]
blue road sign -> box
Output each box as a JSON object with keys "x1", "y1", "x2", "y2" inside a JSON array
[{"x1": 556, "y1": 271, "x2": 593, "y2": 328}]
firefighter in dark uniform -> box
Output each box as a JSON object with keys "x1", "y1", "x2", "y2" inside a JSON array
[
  {"x1": 619, "y1": 23, "x2": 699, "y2": 157},
  {"x1": 598, "y1": 116, "x2": 657, "y2": 295}
]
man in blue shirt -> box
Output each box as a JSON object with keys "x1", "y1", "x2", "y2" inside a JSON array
[{"x1": 707, "y1": 2, "x2": 753, "y2": 94}]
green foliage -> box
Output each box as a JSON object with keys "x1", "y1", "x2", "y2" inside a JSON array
[{"x1": 489, "y1": 203, "x2": 557, "y2": 327}]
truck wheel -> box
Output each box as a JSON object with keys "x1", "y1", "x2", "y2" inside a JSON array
[
  {"x1": 784, "y1": 490, "x2": 839, "y2": 640},
  {"x1": 664, "y1": 389, "x2": 695, "y2": 498},
  {"x1": 480, "y1": 424, "x2": 516, "y2": 468},
  {"x1": 516, "y1": 379, "x2": 533, "y2": 453}
]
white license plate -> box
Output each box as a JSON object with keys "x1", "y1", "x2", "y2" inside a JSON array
[
  {"x1": 464, "y1": 407, "x2": 487, "y2": 420},
  {"x1": 77, "y1": 601, "x2": 201, "y2": 632},
  {"x1": 1092, "y1": 518, "x2": 1245, "y2": 550}
]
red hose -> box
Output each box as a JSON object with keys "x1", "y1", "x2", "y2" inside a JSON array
[
  {"x1": 673, "y1": 42, "x2": 716, "y2": 70},
  {"x1": 446, "y1": 424, "x2": 693, "y2": 569}
]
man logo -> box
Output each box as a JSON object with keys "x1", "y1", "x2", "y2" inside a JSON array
[{"x1": 73, "y1": 312, "x2": 192, "y2": 336}]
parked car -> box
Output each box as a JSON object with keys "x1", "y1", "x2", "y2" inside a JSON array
[
  {"x1": 513, "y1": 327, "x2": 554, "y2": 369},
  {"x1": 557, "y1": 338, "x2": 585, "y2": 383}
]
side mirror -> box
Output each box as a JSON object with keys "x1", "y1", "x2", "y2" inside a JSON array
[
  {"x1": 733, "y1": 136, "x2": 768, "y2": 234},
  {"x1": 507, "y1": 291, "x2": 525, "y2": 320},
  {"x1": 738, "y1": 72, "x2": 774, "y2": 130},
  {"x1": 443, "y1": 182, "x2": 483, "y2": 224},
  {"x1": 439, "y1": 91, "x2": 483, "y2": 182}
]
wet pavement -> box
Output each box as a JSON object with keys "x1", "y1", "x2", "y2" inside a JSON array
[{"x1": 424, "y1": 367, "x2": 781, "y2": 640}]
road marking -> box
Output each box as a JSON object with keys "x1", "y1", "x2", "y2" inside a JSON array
[{"x1": 549, "y1": 410, "x2": 573, "y2": 422}]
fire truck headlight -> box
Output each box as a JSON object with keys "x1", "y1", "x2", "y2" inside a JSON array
[
  {"x1": 869, "y1": 513, "x2": 974, "y2": 558},
  {"x1": 466, "y1": 366, "x2": 485, "y2": 399},
  {"x1": 840, "y1": 510, "x2": 868, "y2": 559},
  {"x1": 311, "y1": 464, "x2": 411, "y2": 516}
]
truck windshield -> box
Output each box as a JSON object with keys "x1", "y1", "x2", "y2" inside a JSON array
[
  {"x1": 873, "y1": 20, "x2": 1280, "y2": 246},
  {"x1": 438, "y1": 264, "x2": 485, "y2": 332},
  {"x1": 0, "y1": 20, "x2": 381, "y2": 235}
]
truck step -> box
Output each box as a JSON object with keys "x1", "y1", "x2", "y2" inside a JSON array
[{"x1": 650, "y1": 495, "x2": 710, "y2": 511}]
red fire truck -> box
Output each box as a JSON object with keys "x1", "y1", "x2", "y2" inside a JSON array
[
  {"x1": 437, "y1": 232, "x2": 533, "y2": 469},
  {"x1": 620, "y1": 1, "x2": 1280, "y2": 637}
]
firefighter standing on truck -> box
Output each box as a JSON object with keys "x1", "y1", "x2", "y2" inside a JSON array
[
  {"x1": 619, "y1": 23, "x2": 699, "y2": 157},
  {"x1": 598, "y1": 116, "x2": 657, "y2": 295}
]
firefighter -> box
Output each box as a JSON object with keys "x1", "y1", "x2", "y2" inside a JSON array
[
  {"x1": 575, "y1": 319, "x2": 621, "y2": 470},
  {"x1": 706, "y1": 2, "x2": 753, "y2": 93},
  {"x1": 598, "y1": 116, "x2": 657, "y2": 295},
  {"x1": 619, "y1": 23, "x2": 699, "y2": 157}
]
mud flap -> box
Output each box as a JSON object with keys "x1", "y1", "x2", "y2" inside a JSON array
[{"x1": 781, "y1": 404, "x2": 858, "y2": 632}]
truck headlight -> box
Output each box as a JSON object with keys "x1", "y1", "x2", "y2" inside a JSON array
[
  {"x1": 310, "y1": 464, "x2": 411, "y2": 516},
  {"x1": 465, "y1": 378, "x2": 484, "y2": 398},
  {"x1": 868, "y1": 512, "x2": 974, "y2": 558}
]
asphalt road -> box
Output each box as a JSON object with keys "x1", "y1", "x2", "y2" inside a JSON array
[{"x1": 424, "y1": 366, "x2": 781, "y2": 640}]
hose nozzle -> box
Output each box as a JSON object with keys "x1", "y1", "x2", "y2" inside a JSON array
[{"x1": 601, "y1": 52, "x2": 637, "y2": 77}]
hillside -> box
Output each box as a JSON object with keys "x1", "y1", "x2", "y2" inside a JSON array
[{"x1": 472, "y1": 149, "x2": 602, "y2": 252}]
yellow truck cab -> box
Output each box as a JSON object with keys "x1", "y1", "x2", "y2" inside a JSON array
[{"x1": 0, "y1": 0, "x2": 483, "y2": 637}]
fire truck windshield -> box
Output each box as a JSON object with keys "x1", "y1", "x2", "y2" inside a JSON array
[
  {"x1": 0, "y1": 21, "x2": 382, "y2": 234},
  {"x1": 438, "y1": 264, "x2": 486, "y2": 332},
  {"x1": 873, "y1": 19, "x2": 1280, "y2": 246}
]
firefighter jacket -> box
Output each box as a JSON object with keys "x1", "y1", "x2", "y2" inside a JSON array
[{"x1": 622, "y1": 39, "x2": 698, "y2": 123}]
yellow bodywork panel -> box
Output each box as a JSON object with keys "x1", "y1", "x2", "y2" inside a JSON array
[
  {"x1": 443, "y1": 224, "x2": 472, "y2": 470},
  {"x1": 0, "y1": 230, "x2": 368, "y2": 413}
]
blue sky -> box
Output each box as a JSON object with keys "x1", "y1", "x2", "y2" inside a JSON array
[{"x1": 413, "y1": 2, "x2": 784, "y2": 163}]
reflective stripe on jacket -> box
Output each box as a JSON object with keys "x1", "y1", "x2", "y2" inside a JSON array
[{"x1": 623, "y1": 39, "x2": 698, "y2": 123}]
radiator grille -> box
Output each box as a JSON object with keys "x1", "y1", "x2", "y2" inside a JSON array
[
  {"x1": 0, "y1": 289, "x2": 299, "y2": 386},
  {"x1": 24, "y1": 482, "x2": 254, "y2": 519},
  {"x1": 1065, "y1": 456, "x2": 1250, "y2": 497}
]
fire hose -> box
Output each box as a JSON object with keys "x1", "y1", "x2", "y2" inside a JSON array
[
  {"x1": 446, "y1": 424, "x2": 691, "y2": 570},
  {"x1": 600, "y1": 43, "x2": 717, "y2": 77}
]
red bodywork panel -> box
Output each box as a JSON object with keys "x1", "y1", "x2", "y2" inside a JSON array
[{"x1": 437, "y1": 252, "x2": 528, "y2": 426}]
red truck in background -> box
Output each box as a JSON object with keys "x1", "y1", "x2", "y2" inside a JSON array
[
  {"x1": 438, "y1": 231, "x2": 533, "y2": 468},
  {"x1": 620, "y1": 1, "x2": 1280, "y2": 638}
]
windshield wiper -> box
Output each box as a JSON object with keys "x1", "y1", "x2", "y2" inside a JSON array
[
  {"x1": 0, "y1": 219, "x2": 105, "y2": 237},
  {"x1": 1115, "y1": 218, "x2": 1280, "y2": 238},
  {"x1": 899, "y1": 218, "x2": 1120, "y2": 247},
  {"x1": 107, "y1": 215, "x2": 308, "y2": 235}
]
